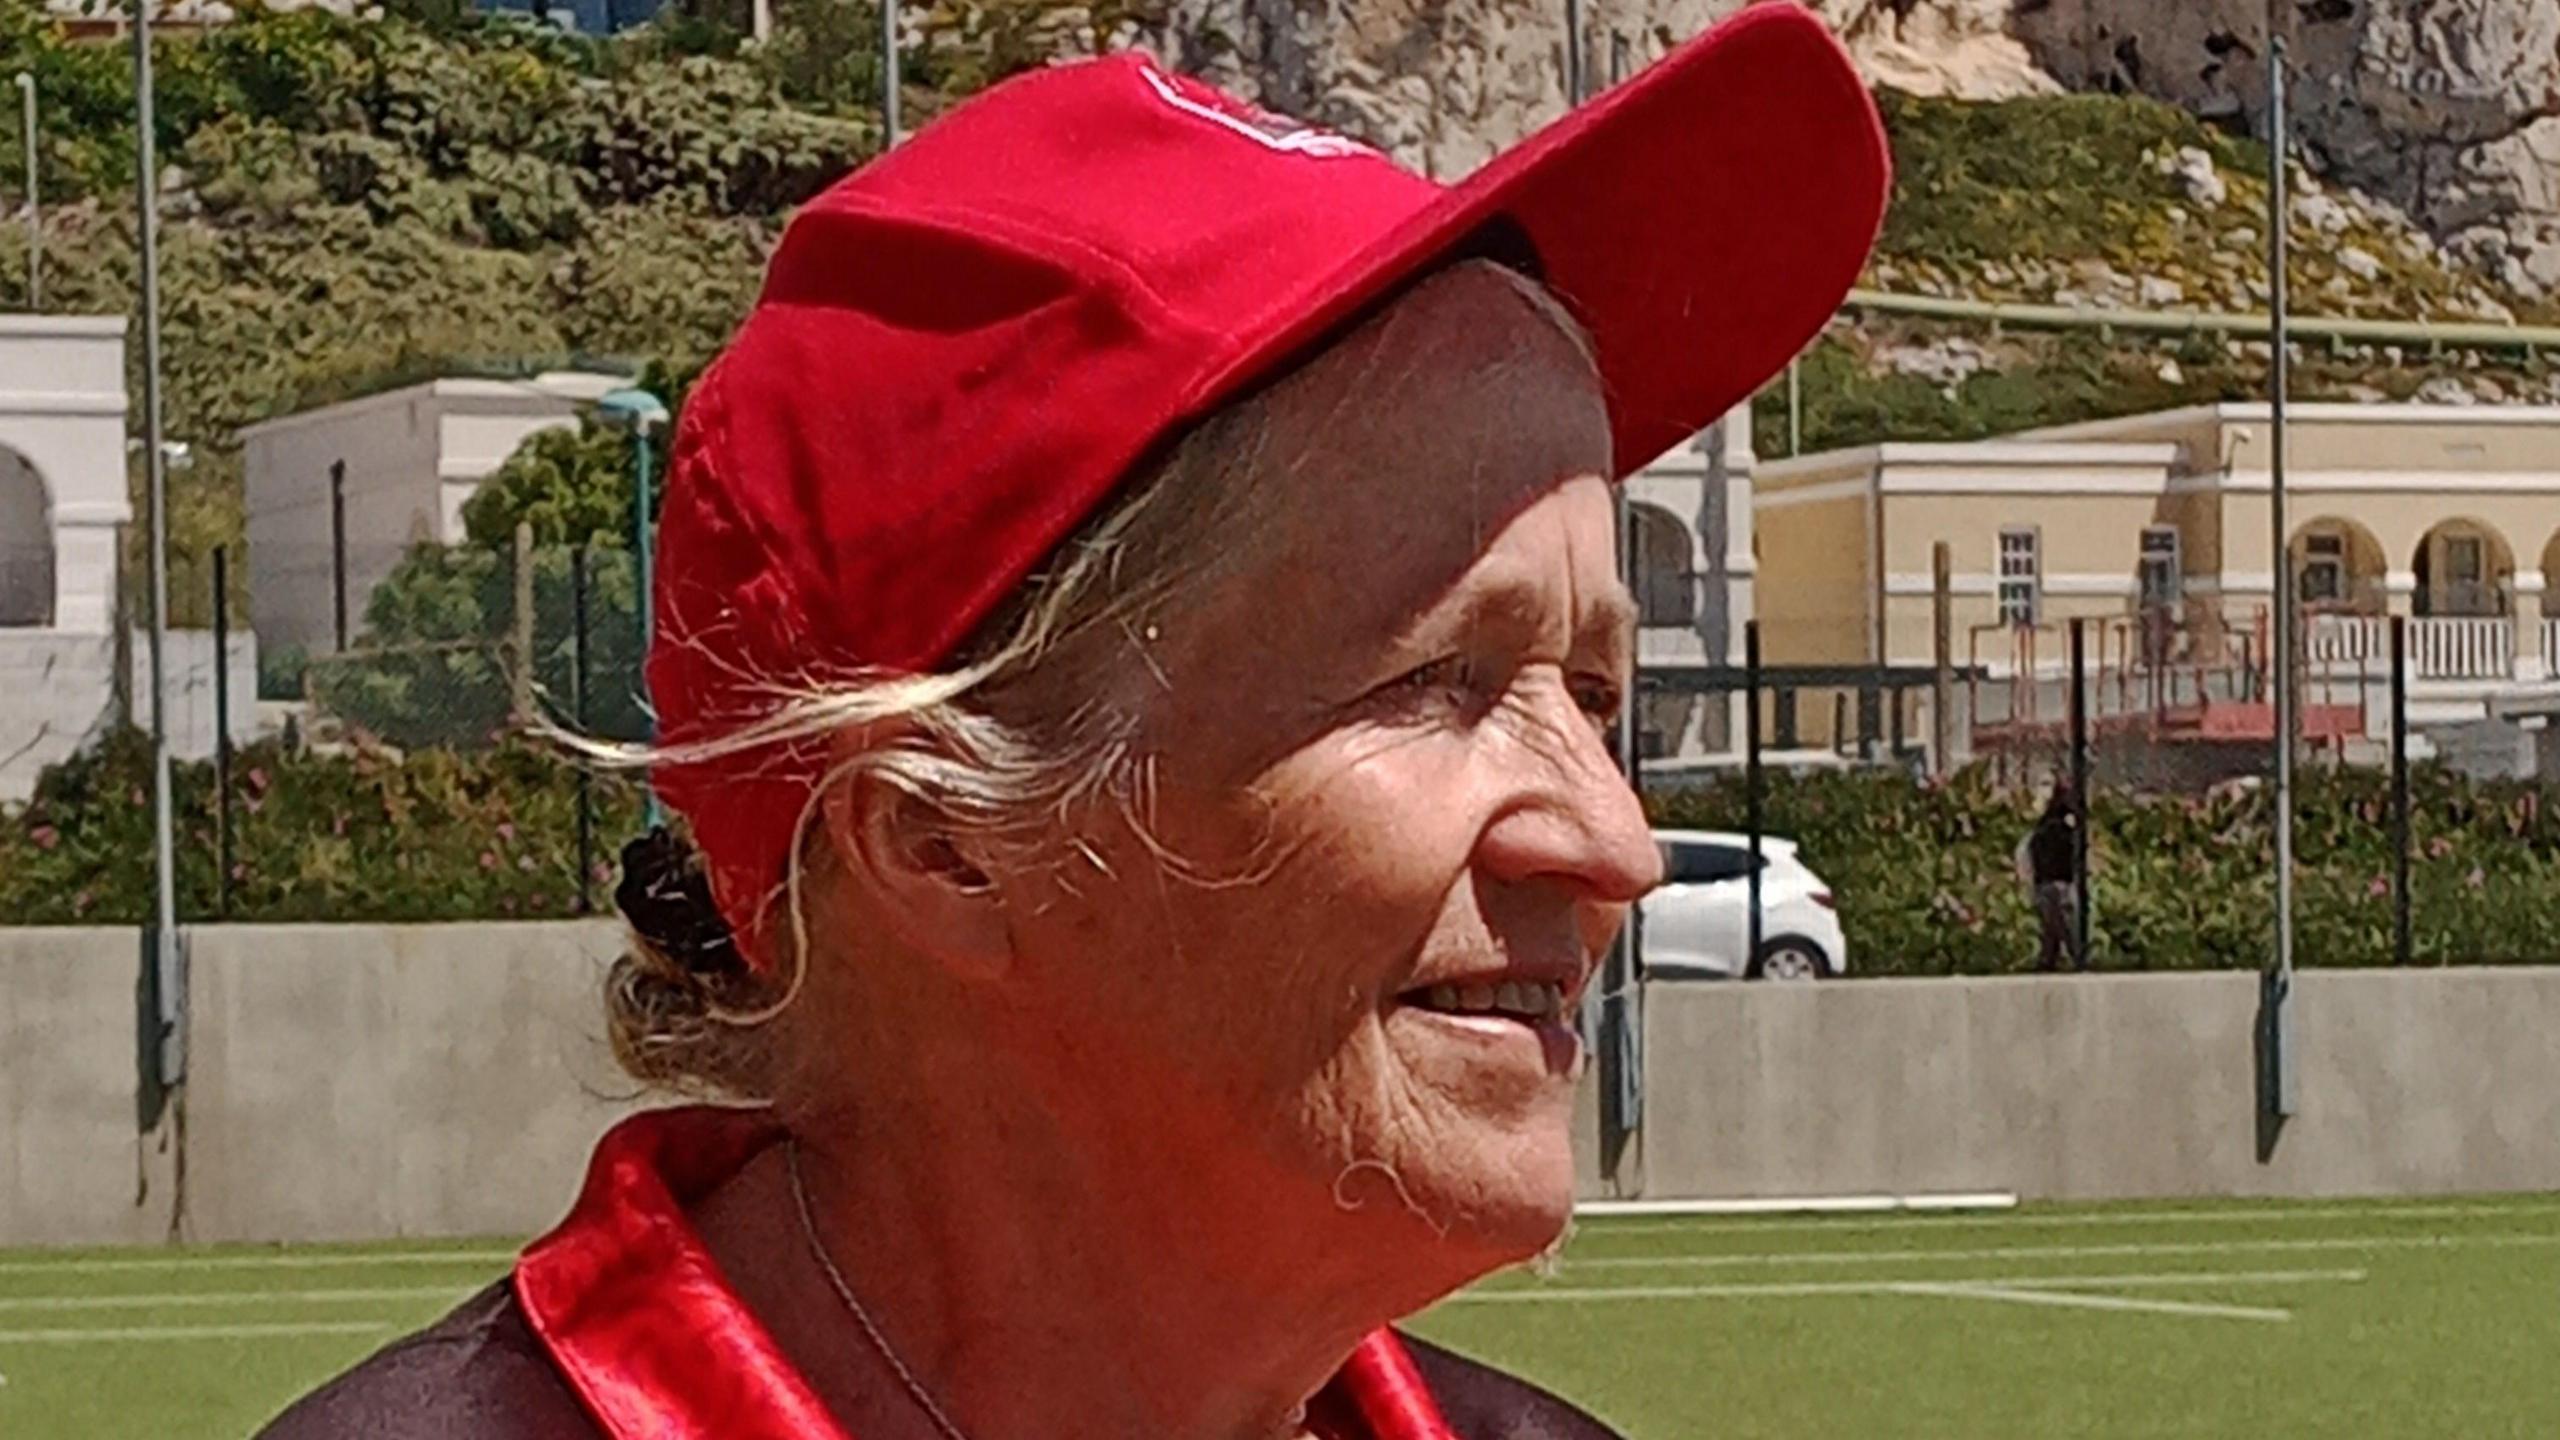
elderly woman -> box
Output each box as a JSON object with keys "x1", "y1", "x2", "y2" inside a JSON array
[{"x1": 264, "y1": 9, "x2": 1881, "y2": 1438}]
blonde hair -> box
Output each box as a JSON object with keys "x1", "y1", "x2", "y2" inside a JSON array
[{"x1": 595, "y1": 259, "x2": 1593, "y2": 1099}]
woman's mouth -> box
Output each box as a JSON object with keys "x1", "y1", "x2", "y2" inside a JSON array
[
  {"x1": 1407, "y1": 980, "x2": 1569, "y2": 1023},
  {"x1": 1397, "y1": 975, "x2": 1584, "y2": 1077}
]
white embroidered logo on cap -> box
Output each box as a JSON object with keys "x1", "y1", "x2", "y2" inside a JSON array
[{"x1": 1137, "y1": 65, "x2": 1381, "y2": 160}]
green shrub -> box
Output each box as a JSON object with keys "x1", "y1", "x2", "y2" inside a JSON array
[
  {"x1": 310, "y1": 543, "x2": 646, "y2": 749},
  {"x1": 1649, "y1": 766, "x2": 2560, "y2": 975},
  {"x1": 0, "y1": 729, "x2": 641, "y2": 924}
]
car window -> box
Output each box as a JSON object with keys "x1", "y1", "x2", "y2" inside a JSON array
[{"x1": 1664, "y1": 842, "x2": 1762, "y2": 885}]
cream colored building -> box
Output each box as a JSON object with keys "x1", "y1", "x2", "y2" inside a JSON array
[
  {"x1": 1755, "y1": 402, "x2": 2560, "y2": 775},
  {"x1": 241, "y1": 371, "x2": 625, "y2": 661}
]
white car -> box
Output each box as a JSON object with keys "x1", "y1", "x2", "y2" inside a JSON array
[{"x1": 1638, "y1": 829, "x2": 1848, "y2": 981}]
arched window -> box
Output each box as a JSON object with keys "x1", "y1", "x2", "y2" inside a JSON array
[{"x1": 0, "y1": 447, "x2": 52, "y2": 628}]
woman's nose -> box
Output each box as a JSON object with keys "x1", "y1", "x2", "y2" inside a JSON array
[{"x1": 1476, "y1": 690, "x2": 1663, "y2": 905}]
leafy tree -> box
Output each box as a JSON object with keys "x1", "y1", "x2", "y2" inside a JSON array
[
  {"x1": 461, "y1": 421, "x2": 641, "y2": 550},
  {"x1": 311, "y1": 541, "x2": 648, "y2": 748}
]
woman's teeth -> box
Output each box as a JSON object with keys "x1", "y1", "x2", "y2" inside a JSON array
[{"x1": 1419, "y1": 981, "x2": 1564, "y2": 1021}]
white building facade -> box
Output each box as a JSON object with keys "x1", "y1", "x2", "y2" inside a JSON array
[
  {"x1": 0, "y1": 315, "x2": 251, "y2": 801},
  {"x1": 240, "y1": 372, "x2": 623, "y2": 661}
]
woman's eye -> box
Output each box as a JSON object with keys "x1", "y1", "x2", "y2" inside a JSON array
[
  {"x1": 1371, "y1": 655, "x2": 1483, "y2": 716},
  {"x1": 1570, "y1": 673, "x2": 1624, "y2": 727},
  {"x1": 1391, "y1": 656, "x2": 1475, "y2": 699}
]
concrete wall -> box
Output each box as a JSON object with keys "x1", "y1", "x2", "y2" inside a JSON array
[
  {"x1": 1, "y1": 921, "x2": 637, "y2": 1248},
  {"x1": 1640, "y1": 969, "x2": 2560, "y2": 1202},
  {"x1": 0, "y1": 628, "x2": 259, "y2": 802},
  {"x1": 0, "y1": 929, "x2": 177, "y2": 1246},
  {"x1": 10, "y1": 925, "x2": 2560, "y2": 1247},
  {"x1": 183, "y1": 922, "x2": 636, "y2": 1244}
]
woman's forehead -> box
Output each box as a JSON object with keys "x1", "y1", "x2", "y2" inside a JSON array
[{"x1": 1255, "y1": 268, "x2": 1611, "y2": 553}]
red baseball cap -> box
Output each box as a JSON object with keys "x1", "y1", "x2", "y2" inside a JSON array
[{"x1": 648, "y1": 3, "x2": 1889, "y2": 965}]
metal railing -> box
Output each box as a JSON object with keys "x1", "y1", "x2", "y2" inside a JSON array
[
  {"x1": 2409, "y1": 617, "x2": 2512, "y2": 680},
  {"x1": 2307, "y1": 613, "x2": 2386, "y2": 669},
  {"x1": 1841, "y1": 288, "x2": 2560, "y2": 356},
  {"x1": 2310, "y1": 612, "x2": 2518, "y2": 681}
]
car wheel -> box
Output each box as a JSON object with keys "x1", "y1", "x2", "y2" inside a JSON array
[{"x1": 1750, "y1": 939, "x2": 1831, "y2": 981}]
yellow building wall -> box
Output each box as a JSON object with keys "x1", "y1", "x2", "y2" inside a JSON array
[
  {"x1": 1877, "y1": 490, "x2": 2188, "y2": 666},
  {"x1": 1753, "y1": 483, "x2": 1871, "y2": 751},
  {"x1": 2223, "y1": 413, "x2": 2560, "y2": 477},
  {"x1": 2216, "y1": 492, "x2": 2560, "y2": 629},
  {"x1": 1754, "y1": 489, "x2": 1872, "y2": 667}
]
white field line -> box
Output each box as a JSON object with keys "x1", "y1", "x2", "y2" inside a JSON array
[
  {"x1": 1454, "y1": 1266, "x2": 2367, "y2": 1305},
  {"x1": 0, "y1": 1285, "x2": 469, "y2": 1313},
  {"x1": 1563, "y1": 1229, "x2": 2560, "y2": 1272},
  {"x1": 1886, "y1": 1282, "x2": 2292, "y2": 1324},
  {"x1": 0, "y1": 1249, "x2": 515, "y2": 1276},
  {"x1": 1579, "y1": 1198, "x2": 2560, "y2": 1239},
  {"x1": 0, "y1": 1320, "x2": 394, "y2": 1346},
  {"x1": 1577, "y1": 1193, "x2": 2018, "y2": 1219},
  {"x1": 1992, "y1": 1267, "x2": 2365, "y2": 1291}
]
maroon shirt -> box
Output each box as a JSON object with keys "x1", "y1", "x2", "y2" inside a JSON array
[
  {"x1": 261, "y1": 1109, "x2": 1623, "y2": 1440},
  {"x1": 261, "y1": 1283, "x2": 1623, "y2": 1440}
]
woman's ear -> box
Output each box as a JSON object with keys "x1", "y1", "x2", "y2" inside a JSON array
[{"x1": 818, "y1": 757, "x2": 1015, "y2": 985}]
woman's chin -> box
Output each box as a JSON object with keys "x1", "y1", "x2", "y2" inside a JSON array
[{"x1": 1387, "y1": 1120, "x2": 1583, "y2": 1274}]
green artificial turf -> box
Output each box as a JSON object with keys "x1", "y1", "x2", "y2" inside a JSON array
[{"x1": 5, "y1": 1197, "x2": 2554, "y2": 1437}]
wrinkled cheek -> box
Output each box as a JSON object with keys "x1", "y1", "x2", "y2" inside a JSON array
[{"x1": 1286, "y1": 1016, "x2": 1434, "y2": 1169}]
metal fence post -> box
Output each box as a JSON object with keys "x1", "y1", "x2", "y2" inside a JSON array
[
  {"x1": 1785, "y1": 358, "x2": 1802, "y2": 457},
  {"x1": 1745, "y1": 620, "x2": 1764, "y2": 969},
  {"x1": 2391, "y1": 614, "x2": 2411, "y2": 966},
  {"x1": 329, "y1": 459, "x2": 349, "y2": 653},
  {"x1": 212, "y1": 545, "x2": 232, "y2": 919},
  {"x1": 17, "y1": 71, "x2": 37, "y2": 311},
  {"x1": 511, "y1": 522, "x2": 535, "y2": 726},
  {"x1": 2070, "y1": 616, "x2": 2091, "y2": 970},
  {"x1": 1931, "y1": 541, "x2": 1955, "y2": 775},
  {"x1": 572, "y1": 546, "x2": 594, "y2": 917}
]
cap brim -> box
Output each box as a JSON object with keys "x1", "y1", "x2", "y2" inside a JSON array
[{"x1": 1190, "y1": 4, "x2": 1889, "y2": 475}]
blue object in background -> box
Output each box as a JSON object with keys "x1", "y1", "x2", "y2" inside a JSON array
[{"x1": 477, "y1": 0, "x2": 668, "y2": 35}]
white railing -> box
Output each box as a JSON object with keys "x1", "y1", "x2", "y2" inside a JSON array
[
  {"x1": 2411, "y1": 617, "x2": 2513, "y2": 681},
  {"x1": 2547, "y1": 618, "x2": 2560, "y2": 677},
  {"x1": 2306, "y1": 613, "x2": 2386, "y2": 670}
]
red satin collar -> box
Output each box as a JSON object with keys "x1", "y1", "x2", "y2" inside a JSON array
[{"x1": 514, "y1": 1107, "x2": 1456, "y2": 1440}]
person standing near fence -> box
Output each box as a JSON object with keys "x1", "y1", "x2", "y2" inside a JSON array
[{"x1": 2019, "y1": 779, "x2": 2085, "y2": 972}]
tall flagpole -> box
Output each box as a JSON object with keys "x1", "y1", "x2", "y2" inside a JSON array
[
  {"x1": 2261, "y1": 28, "x2": 2299, "y2": 1125},
  {"x1": 133, "y1": 0, "x2": 184, "y2": 1119},
  {"x1": 2269, "y1": 38, "x2": 2295, "y2": 991},
  {"x1": 881, "y1": 0, "x2": 901, "y2": 146}
]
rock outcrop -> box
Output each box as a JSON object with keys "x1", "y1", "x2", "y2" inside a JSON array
[
  {"x1": 2013, "y1": 1, "x2": 2560, "y2": 295},
  {"x1": 1149, "y1": 0, "x2": 2560, "y2": 295}
]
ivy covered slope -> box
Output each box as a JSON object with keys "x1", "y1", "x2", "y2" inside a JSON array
[
  {"x1": 0, "y1": 4, "x2": 865, "y2": 622},
  {"x1": 1766, "y1": 89, "x2": 2558, "y2": 457}
]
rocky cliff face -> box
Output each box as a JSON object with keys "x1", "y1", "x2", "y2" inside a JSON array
[
  {"x1": 2015, "y1": 1, "x2": 2560, "y2": 294},
  {"x1": 1151, "y1": 0, "x2": 2560, "y2": 296},
  {"x1": 1151, "y1": 1, "x2": 2049, "y2": 179}
]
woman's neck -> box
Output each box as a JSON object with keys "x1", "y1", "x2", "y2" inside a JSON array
[{"x1": 690, "y1": 1081, "x2": 1395, "y2": 1440}]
